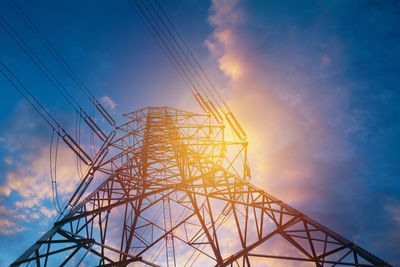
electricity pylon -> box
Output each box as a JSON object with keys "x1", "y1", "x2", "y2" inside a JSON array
[
  {"x1": 3, "y1": 0, "x2": 392, "y2": 265},
  {"x1": 12, "y1": 106, "x2": 391, "y2": 267}
]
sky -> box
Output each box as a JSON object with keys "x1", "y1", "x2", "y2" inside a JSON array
[{"x1": 0, "y1": 0, "x2": 399, "y2": 266}]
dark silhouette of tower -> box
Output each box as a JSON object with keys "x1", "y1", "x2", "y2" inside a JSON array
[{"x1": 12, "y1": 107, "x2": 392, "y2": 266}]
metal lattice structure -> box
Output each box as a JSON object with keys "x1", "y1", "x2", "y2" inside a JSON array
[{"x1": 12, "y1": 106, "x2": 391, "y2": 267}]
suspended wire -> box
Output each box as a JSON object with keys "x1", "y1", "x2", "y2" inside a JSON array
[
  {"x1": 149, "y1": 0, "x2": 224, "y2": 110},
  {"x1": 75, "y1": 112, "x2": 82, "y2": 181},
  {"x1": 50, "y1": 128, "x2": 63, "y2": 214},
  {"x1": 0, "y1": 8, "x2": 105, "y2": 255},
  {"x1": 5, "y1": 0, "x2": 96, "y2": 102},
  {"x1": 141, "y1": 0, "x2": 216, "y2": 106},
  {"x1": 1, "y1": 59, "x2": 94, "y2": 216},
  {"x1": 1, "y1": 61, "x2": 98, "y2": 220},
  {"x1": 131, "y1": 0, "x2": 247, "y2": 140},
  {"x1": 54, "y1": 131, "x2": 63, "y2": 214},
  {"x1": 153, "y1": 0, "x2": 230, "y2": 110},
  {"x1": 132, "y1": 0, "x2": 216, "y2": 110},
  {"x1": 0, "y1": 59, "x2": 60, "y2": 130},
  {"x1": 1, "y1": 57, "x2": 84, "y2": 260},
  {"x1": 154, "y1": 0, "x2": 238, "y2": 121},
  {"x1": 129, "y1": 3, "x2": 195, "y2": 101},
  {"x1": 1, "y1": 58, "x2": 93, "y2": 167},
  {"x1": 133, "y1": 2, "x2": 213, "y2": 118},
  {"x1": 132, "y1": 0, "x2": 220, "y2": 110},
  {"x1": 132, "y1": 0, "x2": 249, "y2": 179},
  {"x1": 0, "y1": 15, "x2": 108, "y2": 142},
  {"x1": 0, "y1": 15, "x2": 80, "y2": 113},
  {"x1": 76, "y1": 111, "x2": 86, "y2": 181},
  {"x1": 131, "y1": 0, "x2": 214, "y2": 113},
  {"x1": 5, "y1": 0, "x2": 115, "y2": 127},
  {"x1": 129, "y1": 0, "x2": 199, "y2": 98},
  {"x1": 89, "y1": 100, "x2": 96, "y2": 157},
  {"x1": 49, "y1": 129, "x2": 56, "y2": 212},
  {"x1": 52, "y1": 113, "x2": 89, "y2": 217}
]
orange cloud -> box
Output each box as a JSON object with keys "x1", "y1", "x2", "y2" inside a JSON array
[
  {"x1": 205, "y1": 0, "x2": 330, "y2": 207},
  {"x1": 0, "y1": 218, "x2": 24, "y2": 235},
  {"x1": 1, "y1": 144, "x2": 86, "y2": 234},
  {"x1": 207, "y1": 27, "x2": 245, "y2": 79},
  {"x1": 208, "y1": 0, "x2": 243, "y2": 26},
  {"x1": 0, "y1": 185, "x2": 11, "y2": 196},
  {"x1": 206, "y1": 1, "x2": 249, "y2": 81},
  {"x1": 40, "y1": 207, "x2": 57, "y2": 218},
  {"x1": 101, "y1": 95, "x2": 117, "y2": 110},
  {"x1": 218, "y1": 52, "x2": 243, "y2": 80},
  {"x1": 6, "y1": 145, "x2": 82, "y2": 205}
]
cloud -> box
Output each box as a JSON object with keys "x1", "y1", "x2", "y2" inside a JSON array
[
  {"x1": 5, "y1": 144, "x2": 82, "y2": 208},
  {"x1": 386, "y1": 202, "x2": 400, "y2": 225},
  {"x1": 205, "y1": 0, "x2": 368, "y2": 206},
  {"x1": 40, "y1": 207, "x2": 57, "y2": 218},
  {"x1": 0, "y1": 144, "x2": 83, "y2": 236},
  {"x1": 101, "y1": 95, "x2": 117, "y2": 110},
  {"x1": 0, "y1": 205, "x2": 29, "y2": 235},
  {"x1": 321, "y1": 55, "x2": 331, "y2": 67},
  {"x1": 0, "y1": 116, "x2": 86, "y2": 235},
  {"x1": 206, "y1": 1, "x2": 248, "y2": 80},
  {"x1": 0, "y1": 218, "x2": 24, "y2": 235},
  {"x1": 0, "y1": 185, "x2": 11, "y2": 196},
  {"x1": 0, "y1": 205, "x2": 28, "y2": 221},
  {"x1": 206, "y1": 0, "x2": 332, "y2": 202},
  {"x1": 208, "y1": 0, "x2": 243, "y2": 26},
  {"x1": 4, "y1": 157, "x2": 12, "y2": 165},
  {"x1": 205, "y1": 0, "x2": 399, "y2": 263}
]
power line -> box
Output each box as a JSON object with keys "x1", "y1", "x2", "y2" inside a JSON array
[
  {"x1": 134, "y1": 0, "x2": 217, "y2": 112},
  {"x1": 153, "y1": 0, "x2": 229, "y2": 110},
  {"x1": 0, "y1": 59, "x2": 93, "y2": 165},
  {"x1": 50, "y1": 129, "x2": 63, "y2": 215},
  {"x1": 130, "y1": 0, "x2": 200, "y2": 97},
  {"x1": 0, "y1": 59, "x2": 60, "y2": 130},
  {"x1": 130, "y1": 0, "x2": 246, "y2": 140},
  {"x1": 5, "y1": 0, "x2": 116, "y2": 127},
  {"x1": 0, "y1": 15, "x2": 80, "y2": 113},
  {"x1": 131, "y1": 0, "x2": 222, "y2": 125},
  {"x1": 6, "y1": 0, "x2": 95, "y2": 101},
  {"x1": 150, "y1": 0, "x2": 223, "y2": 110},
  {"x1": 0, "y1": 15, "x2": 108, "y2": 141}
]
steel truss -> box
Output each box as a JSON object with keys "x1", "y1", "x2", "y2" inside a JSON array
[{"x1": 12, "y1": 107, "x2": 391, "y2": 266}]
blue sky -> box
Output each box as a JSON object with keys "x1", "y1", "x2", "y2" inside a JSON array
[{"x1": 0, "y1": 0, "x2": 399, "y2": 266}]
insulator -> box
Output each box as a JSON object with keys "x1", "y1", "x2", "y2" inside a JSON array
[
  {"x1": 194, "y1": 92, "x2": 210, "y2": 115},
  {"x1": 61, "y1": 132, "x2": 92, "y2": 165},
  {"x1": 207, "y1": 100, "x2": 223, "y2": 124},
  {"x1": 225, "y1": 112, "x2": 246, "y2": 140},
  {"x1": 96, "y1": 102, "x2": 116, "y2": 126}
]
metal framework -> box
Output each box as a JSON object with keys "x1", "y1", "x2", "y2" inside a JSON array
[{"x1": 12, "y1": 106, "x2": 391, "y2": 267}]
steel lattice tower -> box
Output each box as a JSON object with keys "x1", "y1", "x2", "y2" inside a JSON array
[{"x1": 12, "y1": 106, "x2": 391, "y2": 267}]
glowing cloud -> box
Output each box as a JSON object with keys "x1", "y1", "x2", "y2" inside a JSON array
[
  {"x1": 101, "y1": 95, "x2": 117, "y2": 110},
  {"x1": 205, "y1": 0, "x2": 354, "y2": 207},
  {"x1": 207, "y1": 0, "x2": 248, "y2": 80},
  {"x1": 0, "y1": 218, "x2": 24, "y2": 235},
  {"x1": 0, "y1": 144, "x2": 84, "y2": 235}
]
